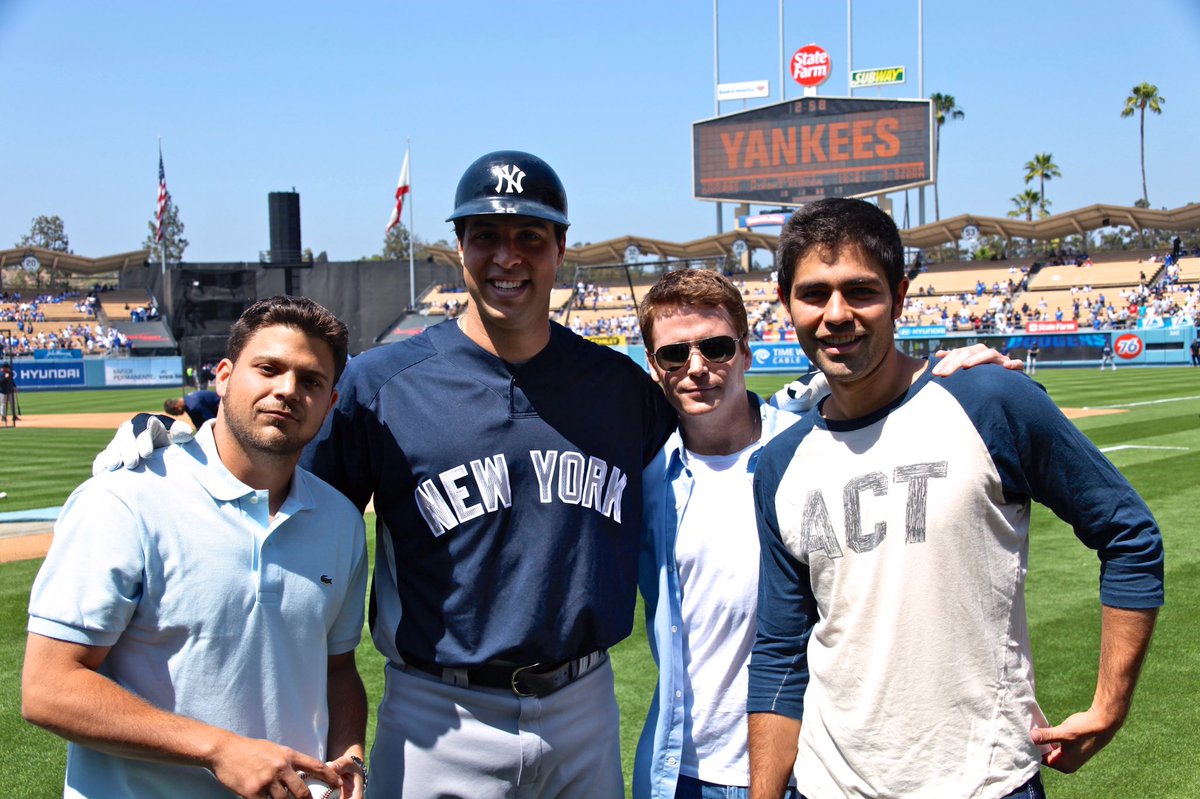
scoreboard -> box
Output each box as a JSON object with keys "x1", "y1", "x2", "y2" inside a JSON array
[{"x1": 692, "y1": 96, "x2": 933, "y2": 205}]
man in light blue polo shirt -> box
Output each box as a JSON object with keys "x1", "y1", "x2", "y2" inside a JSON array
[{"x1": 23, "y1": 296, "x2": 370, "y2": 799}]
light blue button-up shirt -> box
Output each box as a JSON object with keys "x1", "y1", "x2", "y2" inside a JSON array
[{"x1": 633, "y1": 393, "x2": 799, "y2": 798}]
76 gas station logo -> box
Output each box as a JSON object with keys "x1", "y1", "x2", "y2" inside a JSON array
[{"x1": 1114, "y1": 334, "x2": 1144, "y2": 359}]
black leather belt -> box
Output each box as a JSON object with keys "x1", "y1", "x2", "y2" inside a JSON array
[{"x1": 401, "y1": 650, "x2": 608, "y2": 698}]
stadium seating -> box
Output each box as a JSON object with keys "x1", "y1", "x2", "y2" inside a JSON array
[
  {"x1": 414, "y1": 254, "x2": 1197, "y2": 339},
  {"x1": 97, "y1": 289, "x2": 157, "y2": 322}
]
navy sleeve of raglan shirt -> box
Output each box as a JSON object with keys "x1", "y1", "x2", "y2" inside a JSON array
[
  {"x1": 747, "y1": 413, "x2": 822, "y2": 720},
  {"x1": 939, "y1": 365, "x2": 1164, "y2": 609}
]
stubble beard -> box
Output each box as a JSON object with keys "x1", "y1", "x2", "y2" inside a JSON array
[{"x1": 223, "y1": 402, "x2": 307, "y2": 460}]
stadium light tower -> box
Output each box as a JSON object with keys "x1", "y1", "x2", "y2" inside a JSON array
[
  {"x1": 713, "y1": 0, "x2": 722, "y2": 234},
  {"x1": 918, "y1": 0, "x2": 926, "y2": 226}
]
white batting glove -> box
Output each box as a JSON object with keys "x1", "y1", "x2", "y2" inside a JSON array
[
  {"x1": 770, "y1": 370, "x2": 830, "y2": 414},
  {"x1": 91, "y1": 413, "x2": 196, "y2": 475}
]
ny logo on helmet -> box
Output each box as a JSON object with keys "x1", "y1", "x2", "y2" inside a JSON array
[{"x1": 492, "y1": 165, "x2": 526, "y2": 194}]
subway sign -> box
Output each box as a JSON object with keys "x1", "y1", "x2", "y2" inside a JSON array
[
  {"x1": 850, "y1": 66, "x2": 906, "y2": 89},
  {"x1": 693, "y1": 96, "x2": 933, "y2": 205}
]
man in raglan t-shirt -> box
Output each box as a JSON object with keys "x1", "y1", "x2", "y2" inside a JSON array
[{"x1": 747, "y1": 198, "x2": 1163, "y2": 799}]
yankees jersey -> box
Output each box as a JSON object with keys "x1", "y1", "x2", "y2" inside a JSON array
[
  {"x1": 749, "y1": 363, "x2": 1163, "y2": 799},
  {"x1": 302, "y1": 319, "x2": 675, "y2": 667}
]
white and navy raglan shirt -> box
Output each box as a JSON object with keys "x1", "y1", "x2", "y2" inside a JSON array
[
  {"x1": 748, "y1": 363, "x2": 1163, "y2": 799},
  {"x1": 302, "y1": 319, "x2": 676, "y2": 668}
]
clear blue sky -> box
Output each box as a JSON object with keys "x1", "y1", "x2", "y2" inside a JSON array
[{"x1": 2, "y1": 0, "x2": 1197, "y2": 262}]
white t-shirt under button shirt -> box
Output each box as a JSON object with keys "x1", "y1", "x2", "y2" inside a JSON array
[{"x1": 675, "y1": 442, "x2": 759, "y2": 785}]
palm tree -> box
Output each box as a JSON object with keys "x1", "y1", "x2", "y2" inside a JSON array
[
  {"x1": 1023, "y1": 153, "x2": 1061, "y2": 216},
  {"x1": 1007, "y1": 189, "x2": 1042, "y2": 222},
  {"x1": 1120, "y1": 82, "x2": 1165, "y2": 207},
  {"x1": 930, "y1": 93, "x2": 964, "y2": 221}
]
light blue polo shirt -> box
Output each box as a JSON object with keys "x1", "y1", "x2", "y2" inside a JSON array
[{"x1": 28, "y1": 421, "x2": 368, "y2": 798}]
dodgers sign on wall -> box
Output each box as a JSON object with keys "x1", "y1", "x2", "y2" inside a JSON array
[{"x1": 791, "y1": 45, "x2": 831, "y2": 88}]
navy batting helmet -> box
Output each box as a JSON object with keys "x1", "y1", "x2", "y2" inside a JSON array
[{"x1": 446, "y1": 150, "x2": 570, "y2": 227}]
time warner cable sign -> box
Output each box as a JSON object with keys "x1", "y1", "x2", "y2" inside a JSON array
[{"x1": 693, "y1": 96, "x2": 933, "y2": 205}]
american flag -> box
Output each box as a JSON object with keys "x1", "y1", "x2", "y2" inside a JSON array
[
  {"x1": 155, "y1": 147, "x2": 168, "y2": 242},
  {"x1": 386, "y1": 147, "x2": 411, "y2": 234}
]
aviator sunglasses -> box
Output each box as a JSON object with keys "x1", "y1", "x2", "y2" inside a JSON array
[{"x1": 651, "y1": 334, "x2": 745, "y2": 372}]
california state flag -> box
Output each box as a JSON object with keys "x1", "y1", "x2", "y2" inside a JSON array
[{"x1": 386, "y1": 148, "x2": 411, "y2": 233}]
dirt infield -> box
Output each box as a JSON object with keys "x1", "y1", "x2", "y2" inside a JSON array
[
  {"x1": 1061, "y1": 407, "x2": 1127, "y2": 419},
  {"x1": 0, "y1": 407, "x2": 1126, "y2": 564},
  {"x1": 0, "y1": 532, "x2": 53, "y2": 563},
  {"x1": 4, "y1": 412, "x2": 158, "y2": 430}
]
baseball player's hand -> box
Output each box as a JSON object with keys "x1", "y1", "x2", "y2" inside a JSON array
[
  {"x1": 771, "y1": 371, "x2": 829, "y2": 413},
  {"x1": 932, "y1": 343, "x2": 1024, "y2": 376},
  {"x1": 325, "y1": 753, "x2": 367, "y2": 799},
  {"x1": 1030, "y1": 706, "x2": 1123, "y2": 774},
  {"x1": 91, "y1": 413, "x2": 196, "y2": 475},
  {"x1": 209, "y1": 735, "x2": 341, "y2": 798}
]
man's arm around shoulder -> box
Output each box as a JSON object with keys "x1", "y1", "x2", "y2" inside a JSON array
[{"x1": 22, "y1": 633, "x2": 342, "y2": 796}]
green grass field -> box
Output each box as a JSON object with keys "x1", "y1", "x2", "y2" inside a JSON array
[
  {"x1": 16, "y1": 387, "x2": 186, "y2": 417},
  {"x1": 2, "y1": 370, "x2": 1198, "y2": 796}
]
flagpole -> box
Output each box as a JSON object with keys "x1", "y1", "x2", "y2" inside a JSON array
[
  {"x1": 407, "y1": 138, "x2": 415, "y2": 310},
  {"x1": 159, "y1": 139, "x2": 167, "y2": 276}
]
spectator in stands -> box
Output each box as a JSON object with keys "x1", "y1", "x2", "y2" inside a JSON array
[{"x1": 163, "y1": 390, "x2": 220, "y2": 429}]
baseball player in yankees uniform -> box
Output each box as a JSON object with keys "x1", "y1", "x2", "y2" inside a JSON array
[{"x1": 302, "y1": 151, "x2": 677, "y2": 799}]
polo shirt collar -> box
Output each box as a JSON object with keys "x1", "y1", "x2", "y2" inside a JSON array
[{"x1": 187, "y1": 421, "x2": 315, "y2": 512}]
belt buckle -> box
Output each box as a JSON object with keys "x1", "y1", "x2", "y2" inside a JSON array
[{"x1": 510, "y1": 662, "x2": 542, "y2": 697}]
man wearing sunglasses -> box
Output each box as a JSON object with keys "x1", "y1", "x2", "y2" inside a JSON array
[
  {"x1": 748, "y1": 199, "x2": 1163, "y2": 799},
  {"x1": 633, "y1": 269, "x2": 1021, "y2": 799}
]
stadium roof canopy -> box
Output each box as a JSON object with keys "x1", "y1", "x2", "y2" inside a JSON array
[
  {"x1": 424, "y1": 202, "x2": 1200, "y2": 267},
  {"x1": 900, "y1": 202, "x2": 1200, "y2": 250},
  {"x1": 0, "y1": 246, "x2": 150, "y2": 276},
  {"x1": 11, "y1": 202, "x2": 1199, "y2": 277}
]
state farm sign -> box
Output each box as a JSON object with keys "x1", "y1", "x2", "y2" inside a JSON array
[
  {"x1": 1026, "y1": 321, "x2": 1078, "y2": 334},
  {"x1": 791, "y1": 45, "x2": 831, "y2": 87}
]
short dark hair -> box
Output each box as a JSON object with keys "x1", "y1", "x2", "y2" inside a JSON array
[
  {"x1": 638, "y1": 268, "x2": 749, "y2": 348},
  {"x1": 775, "y1": 198, "x2": 905, "y2": 296},
  {"x1": 226, "y1": 296, "x2": 349, "y2": 384}
]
